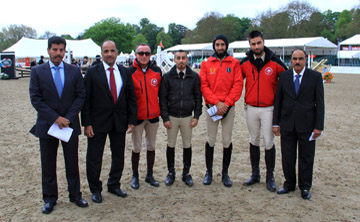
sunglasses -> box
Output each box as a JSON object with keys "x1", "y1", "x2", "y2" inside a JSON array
[{"x1": 137, "y1": 51, "x2": 151, "y2": 56}]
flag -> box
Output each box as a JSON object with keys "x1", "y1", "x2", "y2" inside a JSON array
[{"x1": 159, "y1": 41, "x2": 164, "y2": 48}]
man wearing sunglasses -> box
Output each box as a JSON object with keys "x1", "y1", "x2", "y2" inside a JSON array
[{"x1": 129, "y1": 43, "x2": 162, "y2": 189}]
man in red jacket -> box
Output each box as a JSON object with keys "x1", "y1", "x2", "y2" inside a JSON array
[
  {"x1": 240, "y1": 30, "x2": 287, "y2": 192},
  {"x1": 199, "y1": 35, "x2": 243, "y2": 187},
  {"x1": 129, "y1": 43, "x2": 162, "y2": 189}
]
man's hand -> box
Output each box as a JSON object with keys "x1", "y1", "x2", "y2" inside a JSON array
[
  {"x1": 272, "y1": 126, "x2": 280, "y2": 136},
  {"x1": 85, "y1": 125, "x2": 95, "y2": 138},
  {"x1": 55, "y1": 116, "x2": 70, "y2": 129},
  {"x1": 164, "y1": 121, "x2": 172, "y2": 129},
  {"x1": 312, "y1": 129, "x2": 322, "y2": 139},
  {"x1": 127, "y1": 124, "x2": 135, "y2": 134},
  {"x1": 216, "y1": 102, "x2": 228, "y2": 115},
  {"x1": 190, "y1": 118, "x2": 198, "y2": 128}
]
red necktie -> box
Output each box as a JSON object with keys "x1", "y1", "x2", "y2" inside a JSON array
[{"x1": 109, "y1": 67, "x2": 117, "y2": 103}]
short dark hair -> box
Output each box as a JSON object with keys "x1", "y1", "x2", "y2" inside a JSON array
[
  {"x1": 291, "y1": 48, "x2": 307, "y2": 58},
  {"x1": 248, "y1": 30, "x2": 264, "y2": 41},
  {"x1": 175, "y1": 49, "x2": 187, "y2": 55},
  {"x1": 48, "y1": 36, "x2": 66, "y2": 49},
  {"x1": 101, "y1": 40, "x2": 117, "y2": 51}
]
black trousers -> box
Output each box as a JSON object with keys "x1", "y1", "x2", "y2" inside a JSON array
[
  {"x1": 280, "y1": 130, "x2": 316, "y2": 191},
  {"x1": 86, "y1": 128, "x2": 125, "y2": 193},
  {"x1": 39, "y1": 134, "x2": 81, "y2": 204}
]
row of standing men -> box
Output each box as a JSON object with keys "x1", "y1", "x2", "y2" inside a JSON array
[{"x1": 29, "y1": 31, "x2": 324, "y2": 214}]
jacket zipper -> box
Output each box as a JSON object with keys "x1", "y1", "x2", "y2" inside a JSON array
[
  {"x1": 180, "y1": 75, "x2": 184, "y2": 117},
  {"x1": 140, "y1": 80, "x2": 143, "y2": 93},
  {"x1": 257, "y1": 67, "x2": 260, "y2": 106},
  {"x1": 143, "y1": 71, "x2": 150, "y2": 119}
]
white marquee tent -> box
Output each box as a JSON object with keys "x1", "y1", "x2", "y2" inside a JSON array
[
  {"x1": 4, "y1": 37, "x2": 101, "y2": 58},
  {"x1": 340, "y1": 34, "x2": 360, "y2": 46}
]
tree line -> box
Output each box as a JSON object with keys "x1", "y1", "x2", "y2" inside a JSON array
[{"x1": 0, "y1": 0, "x2": 359, "y2": 53}]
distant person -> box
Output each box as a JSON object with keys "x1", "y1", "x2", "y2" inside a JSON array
[
  {"x1": 273, "y1": 49, "x2": 325, "y2": 200},
  {"x1": 159, "y1": 50, "x2": 202, "y2": 187},
  {"x1": 38, "y1": 55, "x2": 45, "y2": 65},
  {"x1": 91, "y1": 55, "x2": 102, "y2": 66},
  {"x1": 71, "y1": 58, "x2": 78, "y2": 67},
  {"x1": 81, "y1": 40, "x2": 137, "y2": 203},
  {"x1": 81, "y1": 56, "x2": 90, "y2": 75},
  {"x1": 129, "y1": 43, "x2": 162, "y2": 189},
  {"x1": 30, "y1": 59, "x2": 37, "y2": 69},
  {"x1": 199, "y1": 35, "x2": 243, "y2": 187},
  {"x1": 29, "y1": 36, "x2": 88, "y2": 214},
  {"x1": 240, "y1": 30, "x2": 287, "y2": 192}
]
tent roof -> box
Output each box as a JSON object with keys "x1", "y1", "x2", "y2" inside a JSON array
[
  {"x1": 4, "y1": 37, "x2": 101, "y2": 58},
  {"x1": 165, "y1": 43, "x2": 213, "y2": 51},
  {"x1": 229, "y1": 37, "x2": 337, "y2": 49},
  {"x1": 337, "y1": 50, "x2": 360, "y2": 58},
  {"x1": 340, "y1": 34, "x2": 360, "y2": 45}
]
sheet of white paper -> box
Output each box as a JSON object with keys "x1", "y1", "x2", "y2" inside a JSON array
[
  {"x1": 207, "y1": 106, "x2": 223, "y2": 122},
  {"x1": 309, "y1": 131, "x2": 323, "y2": 141},
  {"x1": 47, "y1": 123, "x2": 73, "y2": 142}
]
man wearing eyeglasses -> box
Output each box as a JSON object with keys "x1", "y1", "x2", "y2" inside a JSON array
[{"x1": 129, "y1": 43, "x2": 162, "y2": 189}]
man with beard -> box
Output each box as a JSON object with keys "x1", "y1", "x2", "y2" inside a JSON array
[
  {"x1": 273, "y1": 49, "x2": 324, "y2": 200},
  {"x1": 199, "y1": 35, "x2": 243, "y2": 187},
  {"x1": 159, "y1": 50, "x2": 202, "y2": 187},
  {"x1": 82, "y1": 40, "x2": 137, "y2": 203},
  {"x1": 129, "y1": 43, "x2": 162, "y2": 189},
  {"x1": 240, "y1": 30, "x2": 287, "y2": 192}
]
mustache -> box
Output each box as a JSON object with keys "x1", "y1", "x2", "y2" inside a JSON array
[{"x1": 294, "y1": 63, "x2": 301, "y2": 66}]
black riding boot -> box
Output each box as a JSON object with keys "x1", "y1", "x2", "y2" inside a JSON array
[
  {"x1": 222, "y1": 143, "x2": 233, "y2": 187},
  {"x1": 243, "y1": 143, "x2": 260, "y2": 186},
  {"x1": 265, "y1": 145, "x2": 276, "y2": 192},
  {"x1": 203, "y1": 142, "x2": 214, "y2": 185}
]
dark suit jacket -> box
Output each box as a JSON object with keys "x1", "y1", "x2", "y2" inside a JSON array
[
  {"x1": 29, "y1": 62, "x2": 86, "y2": 138},
  {"x1": 273, "y1": 68, "x2": 324, "y2": 133},
  {"x1": 81, "y1": 63, "x2": 137, "y2": 133}
]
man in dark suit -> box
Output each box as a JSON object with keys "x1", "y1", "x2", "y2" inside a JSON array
[
  {"x1": 81, "y1": 40, "x2": 137, "y2": 203},
  {"x1": 29, "y1": 36, "x2": 88, "y2": 214},
  {"x1": 273, "y1": 49, "x2": 324, "y2": 200}
]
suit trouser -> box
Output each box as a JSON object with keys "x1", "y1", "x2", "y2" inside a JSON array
[
  {"x1": 167, "y1": 116, "x2": 193, "y2": 148},
  {"x1": 86, "y1": 128, "x2": 125, "y2": 193},
  {"x1": 39, "y1": 134, "x2": 81, "y2": 204},
  {"x1": 245, "y1": 104, "x2": 275, "y2": 149},
  {"x1": 206, "y1": 106, "x2": 235, "y2": 148},
  {"x1": 280, "y1": 130, "x2": 316, "y2": 190}
]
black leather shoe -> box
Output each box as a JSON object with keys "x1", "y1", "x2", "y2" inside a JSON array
[
  {"x1": 203, "y1": 171, "x2": 212, "y2": 185},
  {"x1": 145, "y1": 175, "x2": 160, "y2": 187},
  {"x1": 266, "y1": 177, "x2": 277, "y2": 192},
  {"x1": 131, "y1": 176, "x2": 139, "y2": 189},
  {"x1": 92, "y1": 193, "x2": 102, "y2": 203},
  {"x1": 243, "y1": 175, "x2": 260, "y2": 186},
  {"x1": 108, "y1": 188, "x2": 127, "y2": 198},
  {"x1": 182, "y1": 174, "x2": 193, "y2": 187},
  {"x1": 70, "y1": 198, "x2": 88, "y2": 207},
  {"x1": 42, "y1": 202, "x2": 56, "y2": 214},
  {"x1": 277, "y1": 187, "x2": 295, "y2": 194},
  {"x1": 222, "y1": 174, "x2": 232, "y2": 187},
  {"x1": 165, "y1": 172, "x2": 175, "y2": 186},
  {"x1": 301, "y1": 190, "x2": 311, "y2": 200}
]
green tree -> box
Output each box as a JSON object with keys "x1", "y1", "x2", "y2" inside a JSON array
[
  {"x1": 0, "y1": 24, "x2": 37, "y2": 51},
  {"x1": 335, "y1": 10, "x2": 352, "y2": 40},
  {"x1": 155, "y1": 31, "x2": 173, "y2": 52},
  {"x1": 138, "y1": 18, "x2": 164, "y2": 52},
  {"x1": 168, "y1": 23, "x2": 188, "y2": 45},
  {"x1": 61, "y1": 34, "x2": 74, "y2": 40},
  {"x1": 40, "y1": 31, "x2": 56, "y2": 39},
  {"x1": 84, "y1": 17, "x2": 135, "y2": 53},
  {"x1": 132, "y1": 33, "x2": 148, "y2": 48}
]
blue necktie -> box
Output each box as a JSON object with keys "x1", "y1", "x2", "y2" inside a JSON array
[
  {"x1": 295, "y1": 74, "x2": 300, "y2": 94},
  {"x1": 53, "y1": 66, "x2": 63, "y2": 98}
]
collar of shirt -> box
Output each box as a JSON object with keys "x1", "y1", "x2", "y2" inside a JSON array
[
  {"x1": 103, "y1": 61, "x2": 123, "y2": 96},
  {"x1": 293, "y1": 66, "x2": 306, "y2": 83},
  {"x1": 49, "y1": 61, "x2": 65, "y2": 85},
  {"x1": 253, "y1": 53, "x2": 265, "y2": 62},
  {"x1": 102, "y1": 61, "x2": 119, "y2": 72},
  {"x1": 49, "y1": 61, "x2": 64, "y2": 69},
  {"x1": 177, "y1": 68, "x2": 186, "y2": 77}
]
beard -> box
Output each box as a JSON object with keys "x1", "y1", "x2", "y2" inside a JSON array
[
  {"x1": 215, "y1": 50, "x2": 226, "y2": 58},
  {"x1": 254, "y1": 49, "x2": 264, "y2": 56}
]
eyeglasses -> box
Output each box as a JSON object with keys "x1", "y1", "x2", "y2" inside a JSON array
[{"x1": 137, "y1": 51, "x2": 151, "y2": 56}]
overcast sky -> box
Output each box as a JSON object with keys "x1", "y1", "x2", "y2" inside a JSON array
[{"x1": 1, "y1": 0, "x2": 359, "y2": 38}]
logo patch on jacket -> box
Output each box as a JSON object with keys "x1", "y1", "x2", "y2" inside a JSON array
[
  {"x1": 151, "y1": 78, "x2": 158, "y2": 86},
  {"x1": 265, "y1": 67, "x2": 273, "y2": 76},
  {"x1": 210, "y1": 67, "x2": 216, "y2": 74},
  {"x1": 227, "y1": 67, "x2": 231, "y2": 73}
]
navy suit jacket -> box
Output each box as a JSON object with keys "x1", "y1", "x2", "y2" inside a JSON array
[
  {"x1": 273, "y1": 68, "x2": 324, "y2": 133},
  {"x1": 29, "y1": 62, "x2": 86, "y2": 138},
  {"x1": 81, "y1": 63, "x2": 137, "y2": 133}
]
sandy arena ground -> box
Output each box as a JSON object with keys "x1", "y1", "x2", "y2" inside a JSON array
[{"x1": 0, "y1": 73, "x2": 359, "y2": 221}]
